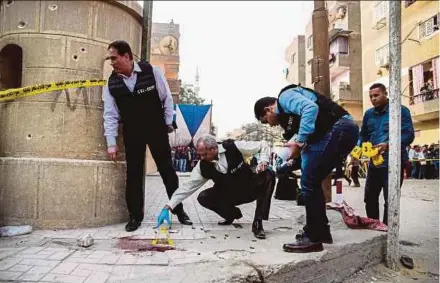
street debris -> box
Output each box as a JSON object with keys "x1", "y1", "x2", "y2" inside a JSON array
[
  {"x1": 0, "y1": 225, "x2": 33, "y2": 237},
  {"x1": 77, "y1": 234, "x2": 94, "y2": 248},
  {"x1": 400, "y1": 255, "x2": 415, "y2": 269}
]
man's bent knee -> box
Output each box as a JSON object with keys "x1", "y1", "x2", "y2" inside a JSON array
[{"x1": 197, "y1": 190, "x2": 210, "y2": 208}]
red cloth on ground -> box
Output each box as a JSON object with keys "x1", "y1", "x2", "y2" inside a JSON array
[{"x1": 326, "y1": 201, "x2": 388, "y2": 232}]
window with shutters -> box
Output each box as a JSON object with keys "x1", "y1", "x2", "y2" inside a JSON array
[
  {"x1": 375, "y1": 44, "x2": 389, "y2": 66},
  {"x1": 329, "y1": 36, "x2": 349, "y2": 55},
  {"x1": 419, "y1": 14, "x2": 439, "y2": 39},
  {"x1": 373, "y1": 1, "x2": 388, "y2": 23}
]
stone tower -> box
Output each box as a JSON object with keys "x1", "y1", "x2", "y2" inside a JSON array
[
  {"x1": 0, "y1": 0, "x2": 143, "y2": 228},
  {"x1": 150, "y1": 20, "x2": 181, "y2": 104}
]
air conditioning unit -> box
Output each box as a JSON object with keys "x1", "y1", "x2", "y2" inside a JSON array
[{"x1": 333, "y1": 22, "x2": 348, "y2": 30}]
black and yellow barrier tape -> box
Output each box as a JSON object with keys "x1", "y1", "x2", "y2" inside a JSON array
[{"x1": 0, "y1": 79, "x2": 106, "y2": 102}]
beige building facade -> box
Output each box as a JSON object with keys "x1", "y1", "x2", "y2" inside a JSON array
[
  {"x1": 284, "y1": 35, "x2": 306, "y2": 86},
  {"x1": 360, "y1": 0, "x2": 439, "y2": 145},
  {"x1": 285, "y1": 1, "x2": 364, "y2": 123}
]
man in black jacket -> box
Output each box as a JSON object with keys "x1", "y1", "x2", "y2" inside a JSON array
[
  {"x1": 103, "y1": 40, "x2": 192, "y2": 232},
  {"x1": 157, "y1": 134, "x2": 276, "y2": 239}
]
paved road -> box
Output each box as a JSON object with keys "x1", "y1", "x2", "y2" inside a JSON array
[{"x1": 340, "y1": 179, "x2": 439, "y2": 283}]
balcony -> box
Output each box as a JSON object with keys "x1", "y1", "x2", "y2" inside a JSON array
[
  {"x1": 409, "y1": 89, "x2": 439, "y2": 121},
  {"x1": 331, "y1": 83, "x2": 362, "y2": 102},
  {"x1": 329, "y1": 53, "x2": 349, "y2": 76}
]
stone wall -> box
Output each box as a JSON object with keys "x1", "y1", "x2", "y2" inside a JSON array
[{"x1": 0, "y1": 0, "x2": 143, "y2": 228}]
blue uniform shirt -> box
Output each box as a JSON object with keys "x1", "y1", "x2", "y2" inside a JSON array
[
  {"x1": 358, "y1": 103, "x2": 415, "y2": 168},
  {"x1": 276, "y1": 87, "x2": 352, "y2": 143}
]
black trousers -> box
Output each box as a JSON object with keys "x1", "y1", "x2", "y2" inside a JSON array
[
  {"x1": 197, "y1": 171, "x2": 276, "y2": 221},
  {"x1": 364, "y1": 165, "x2": 404, "y2": 225},
  {"x1": 349, "y1": 165, "x2": 360, "y2": 186},
  {"x1": 124, "y1": 130, "x2": 183, "y2": 221},
  {"x1": 333, "y1": 162, "x2": 351, "y2": 184}
]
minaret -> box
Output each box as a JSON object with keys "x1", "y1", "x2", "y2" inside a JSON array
[{"x1": 194, "y1": 66, "x2": 200, "y2": 96}]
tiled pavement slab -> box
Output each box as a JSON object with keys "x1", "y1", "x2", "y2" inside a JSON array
[{"x1": 0, "y1": 176, "x2": 387, "y2": 282}]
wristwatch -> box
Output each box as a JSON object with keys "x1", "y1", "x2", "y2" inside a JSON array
[{"x1": 291, "y1": 134, "x2": 306, "y2": 148}]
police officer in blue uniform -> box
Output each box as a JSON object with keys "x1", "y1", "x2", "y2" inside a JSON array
[{"x1": 254, "y1": 84, "x2": 359, "y2": 253}]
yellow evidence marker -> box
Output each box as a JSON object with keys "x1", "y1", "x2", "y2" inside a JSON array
[
  {"x1": 371, "y1": 154, "x2": 385, "y2": 166},
  {"x1": 350, "y1": 146, "x2": 362, "y2": 160},
  {"x1": 362, "y1": 142, "x2": 379, "y2": 158},
  {"x1": 152, "y1": 226, "x2": 174, "y2": 247}
]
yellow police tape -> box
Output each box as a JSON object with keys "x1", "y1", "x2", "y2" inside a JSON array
[{"x1": 0, "y1": 79, "x2": 107, "y2": 102}]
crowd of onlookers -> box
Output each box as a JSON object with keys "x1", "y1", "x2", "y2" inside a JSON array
[
  {"x1": 172, "y1": 142, "x2": 439, "y2": 179},
  {"x1": 406, "y1": 143, "x2": 439, "y2": 179},
  {"x1": 171, "y1": 146, "x2": 200, "y2": 172},
  {"x1": 266, "y1": 143, "x2": 440, "y2": 181}
]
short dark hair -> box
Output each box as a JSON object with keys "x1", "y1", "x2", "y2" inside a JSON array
[
  {"x1": 369, "y1": 83, "x2": 387, "y2": 94},
  {"x1": 254, "y1": 97, "x2": 277, "y2": 119},
  {"x1": 108, "y1": 40, "x2": 133, "y2": 60}
]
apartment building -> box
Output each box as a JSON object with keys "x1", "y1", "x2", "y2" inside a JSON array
[
  {"x1": 284, "y1": 35, "x2": 306, "y2": 86},
  {"x1": 285, "y1": 1, "x2": 364, "y2": 123},
  {"x1": 360, "y1": 0, "x2": 439, "y2": 145}
]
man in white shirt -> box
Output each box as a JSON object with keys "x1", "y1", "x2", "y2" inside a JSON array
[
  {"x1": 103, "y1": 40, "x2": 192, "y2": 232},
  {"x1": 157, "y1": 134, "x2": 276, "y2": 239}
]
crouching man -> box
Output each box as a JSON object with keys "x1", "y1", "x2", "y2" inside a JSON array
[{"x1": 156, "y1": 134, "x2": 276, "y2": 239}]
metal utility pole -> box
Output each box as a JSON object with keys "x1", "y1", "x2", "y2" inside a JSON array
[
  {"x1": 386, "y1": 0, "x2": 402, "y2": 271},
  {"x1": 141, "y1": 1, "x2": 153, "y2": 62},
  {"x1": 312, "y1": 0, "x2": 332, "y2": 203}
]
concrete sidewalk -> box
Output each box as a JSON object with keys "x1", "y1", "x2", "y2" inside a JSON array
[{"x1": 0, "y1": 176, "x2": 386, "y2": 283}]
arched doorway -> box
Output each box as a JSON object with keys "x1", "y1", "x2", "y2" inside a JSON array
[{"x1": 0, "y1": 44, "x2": 23, "y2": 90}]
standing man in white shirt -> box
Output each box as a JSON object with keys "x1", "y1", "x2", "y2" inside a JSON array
[
  {"x1": 103, "y1": 40, "x2": 192, "y2": 232},
  {"x1": 156, "y1": 134, "x2": 276, "y2": 239}
]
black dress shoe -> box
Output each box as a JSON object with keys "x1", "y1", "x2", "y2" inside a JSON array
[
  {"x1": 125, "y1": 218, "x2": 141, "y2": 232},
  {"x1": 252, "y1": 220, "x2": 266, "y2": 239},
  {"x1": 177, "y1": 211, "x2": 193, "y2": 225},
  {"x1": 283, "y1": 235, "x2": 324, "y2": 253},
  {"x1": 295, "y1": 229, "x2": 333, "y2": 244},
  {"x1": 319, "y1": 229, "x2": 333, "y2": 244},
  {"x1": 218, "y1": 219, "x2": 234, "y2": 225}
]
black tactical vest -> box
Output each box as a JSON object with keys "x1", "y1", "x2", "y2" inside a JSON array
[
  {"x1": 108, "y1": 61, "x2": 166, "y2": 136},
  {"x1": 200, "y1": 139, "x2": 254, "y2": 188},
  {"x1": 277, "y1": 84, "x2": 349, "y2": 144}
]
